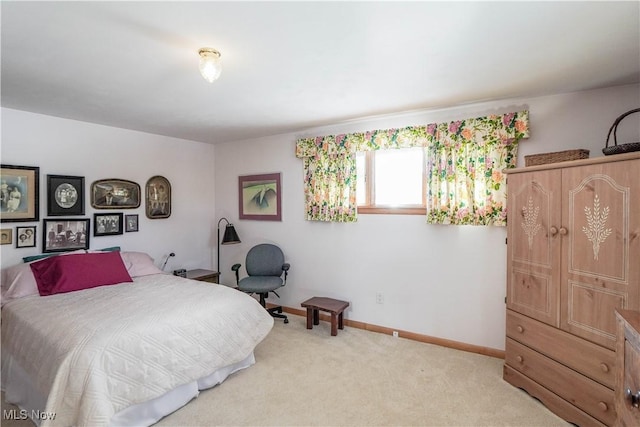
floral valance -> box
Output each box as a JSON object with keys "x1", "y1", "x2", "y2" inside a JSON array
[
  {"x1": 296, "y1": 111, "x2": 529, "y2": 158},
  {"x1": 296, "y1": 110, "x2": 529, "y2": 223}
]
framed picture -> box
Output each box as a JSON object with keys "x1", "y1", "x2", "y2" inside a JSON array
[
  {"x1": 125, "y1": 214, "x2": 139, "y2": 232},
  {"x1": 16, "y1": 225, "x2": 36, "y2": 248},
  {"x1": 145, "y1": 176, "x2": 171, "y2": 219},
  {"x1": 1, "y1": 164, "x2": 39, "y2": 222},
  {"x1": 47, "y1": 175, "x2": 84, "y2": 216},
  {"x1": 238, "y1": 173, "x2": 282, "y2": 221},
  {"x1": 1, "y1": 228, "x2": 12, "y2": 245},
  {"x1": 90, "y1": 179, "x2": 141, "y2": 209},
  {"x1": 94, "y1": 213, "x2": 124, "y2": 236},
  {"x1": 43, "y1": 218, "x2": 90, "y2": 253}
]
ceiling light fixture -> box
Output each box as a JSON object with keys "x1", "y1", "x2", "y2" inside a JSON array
[{"x1": 198, "y1": 48, "x2": 222, "y2": 83}]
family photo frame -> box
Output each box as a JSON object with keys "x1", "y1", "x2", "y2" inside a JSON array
[
  {"x1": 145, "y1": 176, "x2": 171, "y2": 219},
  {"x1": 0, "y1": 164, "x2": 39, "y2": 223},
  {"x1": 91, "y1": 179, "x2": 141, "y2": 209},
  {"x1": 94, "y1": 213, "x2": 124, "y2": 236},
  {"x1": 1, "y1": 228, "x2": 12, "y2": 245},
  {"x1": 238, "y1": 173, "x2": 282, "y2": 221},
  {"x1": 43, "y1": 218, "x2": 90, "y2": 253},
  {"x1": 125, "y1": 214, "x2": 139, "y2": 232},
  {"x1": 47, "y1": 174, "x2": 85, "y2": 216},
  {"x1": 16, "y1": 225, "x2": 37, "y2": 248}
]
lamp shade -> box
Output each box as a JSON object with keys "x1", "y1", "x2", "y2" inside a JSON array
[
  {"x1": 222, "y1": 224, "x2": 240, "y2": 245},
  {"x1": 198, "y1": 48, "x2": 222, "y2": 83}
]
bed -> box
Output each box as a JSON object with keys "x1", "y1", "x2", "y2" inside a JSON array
[{"x1": 1, "y1": 250, "x2": 274, "y2": 427}]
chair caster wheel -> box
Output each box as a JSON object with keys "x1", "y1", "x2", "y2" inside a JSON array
[{"x1": 284, "y1": 318, "x2": 289, "y2": 324}]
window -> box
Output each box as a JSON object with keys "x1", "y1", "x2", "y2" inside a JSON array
[
  {"x1": 295, "y1": 110, "x2": 529, "y2": 223},
  {"x1": 356, "y1": 147, "x2": 426, "y2": 215}
]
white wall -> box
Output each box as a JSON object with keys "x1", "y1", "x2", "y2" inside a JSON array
[
  {"x1": 2, "y1": 84, "x2": 638, "y2": 351},
  {"x1": 215, "y1": 84, "x2": 640, "y2": 351},
  {"x1": 0, "y1": 109, "x2": 216, "y2": 271}
]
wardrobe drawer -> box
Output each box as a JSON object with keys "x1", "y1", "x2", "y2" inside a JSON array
[
  {"x1": 507, "y1": 310, "x2": 616, "y2": 388},
  {"x1": 506, "y1": 338, "x2": 616, "y2": 426}
]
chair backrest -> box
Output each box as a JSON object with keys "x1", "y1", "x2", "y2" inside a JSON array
[{"x1": 246, "y1": 244, "x2": 285, "y2": 277}]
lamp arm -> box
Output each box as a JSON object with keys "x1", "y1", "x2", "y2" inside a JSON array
[
  {"x1": 216, "y1": 217, "x2": 230, "y2": 275},
  {"x1": 217, "y1": 217, "x2": 230, "y2": 229},
  {"x1": 162, "y1": 252, "x2": 175, "y2": 271}
]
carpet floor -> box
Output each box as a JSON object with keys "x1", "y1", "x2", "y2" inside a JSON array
[{"x1": 3, "y1": 314, "x2": 571, "y2": 426}]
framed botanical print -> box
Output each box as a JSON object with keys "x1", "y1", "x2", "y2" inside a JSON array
[
  {"x1": 47, "y1": 175, "x2": 84, "y2": 216},
  {"x1": 145, "y1": 176, "x2": 171, "y2": 219},
  {"x1": 94, "y1": 212, "x2": 124, "y2": 236},
  {"x1": 1, "y1": 164, "x2": 39, "y2": 222},
  {"x1": 16, "y1": 225, "x2": 36, "y2": 248},
  {"x1": 239, "y1": 173, "x2": 282, "y2": 221},
  {"x1": 43, "y1": 218, "x2": 89, "y2": 253}
]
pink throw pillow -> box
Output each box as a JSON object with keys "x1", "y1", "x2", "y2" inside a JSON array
[
  {"x1": 1, "y1": 262, "x2": 39, "y2": 305},
  {"x1": 119, "y1": 251, "x2": 164, "y2": 277},
  {"x1": 30, "y1": 252, "x2": 133, "y2": 296}
]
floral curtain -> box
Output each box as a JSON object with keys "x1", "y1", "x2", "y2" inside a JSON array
[
  {"x1": 426, "y1": 111, "x2": 529, "y2": 226},
  {"x1": 296, "y1": 110, "x2": 529, "y2": 223},
  {"x1": 296, "y1": 134, "x2": 364, "y2": 222}
]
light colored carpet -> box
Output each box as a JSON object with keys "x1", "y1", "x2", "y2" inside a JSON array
[
  {"x1": 3, "y1": 314, "x2": 570, "y2": 426},
  {"x1": 157, "y1": 314, "x2": 569, "y2": 427}
]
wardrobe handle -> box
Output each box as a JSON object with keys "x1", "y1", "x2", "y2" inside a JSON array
[
  {"x1": 598, "y1": 401, "x2": 608, "y2": 412},
  {"x1": 516, "y1": 355, "x2": 523, "y2": 363},
  {"x1": 516, "y1": 325, "x2": 524, "y2": 333},
  {"x1": 600, "y1": 363, "x2": 609, "y2": 373},
  {"x1": 559, "y1": 227, "x2": 568, "y2": 235},
  {"x1": 549, "y1": 226, "x2": 558, "y2": 236},
  {"x1": 627, "y1": 388, "x2": 640, "y2": 408}
]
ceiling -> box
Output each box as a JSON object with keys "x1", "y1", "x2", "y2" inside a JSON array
[{"x1": 2, "y1": 1, "x2": 639, "y2": 145}]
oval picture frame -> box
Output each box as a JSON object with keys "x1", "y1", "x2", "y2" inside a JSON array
[{"x1": 145, "y1": 175, "x2": 171, "y2": 219}]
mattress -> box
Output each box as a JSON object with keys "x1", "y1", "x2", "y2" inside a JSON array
[{"x1": 1, "y1": 273, "x2": 274, "y2": 426}]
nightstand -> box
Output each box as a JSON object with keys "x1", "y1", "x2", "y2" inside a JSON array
[{"x1": 186, "y1": 269, "x2": 220, "y2": 284}]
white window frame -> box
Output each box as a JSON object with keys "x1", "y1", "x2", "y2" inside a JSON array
[{"x1": 356, "y1": 148, "x2": 426, "y2": 215}]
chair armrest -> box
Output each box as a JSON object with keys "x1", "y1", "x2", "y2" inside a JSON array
[
  {"x1": 231, "y1": 263, "x2": 241, "y2": 285},
  {"x1": 282, "y1": 263, "x2": 290, "y2": 285}
]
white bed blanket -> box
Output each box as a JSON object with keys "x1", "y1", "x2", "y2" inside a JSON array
[{"x1": 1, "y1": 274, "x2": 274, "y2": 427}]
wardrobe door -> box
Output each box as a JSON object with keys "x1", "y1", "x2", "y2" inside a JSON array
[
  {"x1": 507, "y1": 170, "x2": 562, "y2": 327},
  {"x1": 561, "y1": 159, "x2": 640, "y2": 349}
]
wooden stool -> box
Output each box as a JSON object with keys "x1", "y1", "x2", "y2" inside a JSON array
[{"x1": 301, "y1": 297, "x2": 349, "y2": 336}]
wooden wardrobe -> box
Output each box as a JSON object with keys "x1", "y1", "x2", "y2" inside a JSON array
[{"x1": 503, "y1": 152, "x2": 640, "y2": 426}]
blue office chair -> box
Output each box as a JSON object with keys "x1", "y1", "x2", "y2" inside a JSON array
[{"x1": 232, "y1": 243, "x2": 290, "y2": 324}]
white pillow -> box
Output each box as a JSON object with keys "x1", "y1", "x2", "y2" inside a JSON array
[
  {"x1": 119, "y1": 251, "x2": 164, "y2": 277},
  {"x1": 1, "y1": 262, "x2": 39, "y2": 306},
  {"x1": 2, "y1": 250, "x2": 88, "y2": 306}
]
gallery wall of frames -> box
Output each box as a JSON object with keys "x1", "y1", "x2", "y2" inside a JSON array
[{"x1": 0, "y1": 164, "x2": 171, "y2": 253}]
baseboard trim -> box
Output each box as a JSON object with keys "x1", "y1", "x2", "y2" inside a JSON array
[{"x1": 271, "y1": 304, "x2": 505, "y2": 359}]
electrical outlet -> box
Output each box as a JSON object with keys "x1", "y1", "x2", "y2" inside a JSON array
[
  {"x1": 376, "y1": 292, "x2": 384, "y2": 304},
  {"x1": 393, "y1": 331, "x2": 399, "y2": 338}
]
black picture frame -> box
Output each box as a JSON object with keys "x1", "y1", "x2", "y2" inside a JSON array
[
  {"x1": 16, "y1": 225, "x2": 37, "y2": 248},
  {"x1": 1, "y1": 164, "x2": 39, "y2": 223},
  {"x1": 43, "y1": 218, "x2": 90, "y2": 253},
  {"x1": 47, "y1": 174, "x2": 85, "y2": 216},
  {"x1": 145, "y1": 175, "x2": 171, "y2": 219},
  {"x1": 94, "y1": 212, "x2": 123, "y2": 236},
  {"x1": 91, "y1": 179, "x2": 141, "y2": 209},
  {"x1": 125, "y1": 214, "x2": 139, "y2": 232}
]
